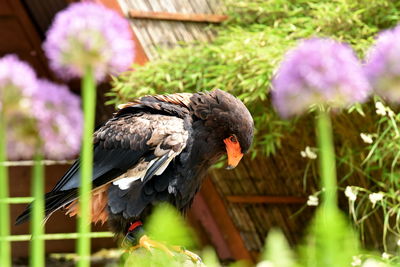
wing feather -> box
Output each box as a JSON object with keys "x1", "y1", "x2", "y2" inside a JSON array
[{"x1": 17, "y1": 94, "x2": 191, "y2": 225}]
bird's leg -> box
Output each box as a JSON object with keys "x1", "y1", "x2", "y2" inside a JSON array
[
  {"x1": 171, "y1": 246, "x2": 202, "y2": 263},
  {"x1": 124, "y1": 220, "x2": 145, "y2": 246},
  {"x1": 124, "y1": 220, "x2": 173, "y2": 256},
  {"x1": 132, "y1": 235, "x2": 175, "y2": 257},
  {"x1": 124, "y1": 221, "x2": 202, "y2": 263}
]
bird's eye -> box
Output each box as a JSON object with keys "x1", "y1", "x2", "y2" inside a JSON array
[{"x1": 229, "y1": 135, "x2": 238, "y2": 143}]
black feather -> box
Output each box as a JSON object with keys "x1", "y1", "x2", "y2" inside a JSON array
[
  {"x1": 141, "y1": 153, "x2": 169, "y2": 183},
  {"x1": 16, "y1": 190, "x2": 76, "y2": 225},
  {"x1": 56, "y1": 145, "x2": 147, "y2": 191},
  {"x1": 16, "y1": 145, "x2": 148, "y2": 224}
]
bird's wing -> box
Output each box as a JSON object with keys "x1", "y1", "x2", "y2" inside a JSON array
[
  {"x1": 16, "y1": 108, "x2": 189, "y2": 225},
  {"x1": 55, "y1": 112, "x2": 189, "y2": 192}
]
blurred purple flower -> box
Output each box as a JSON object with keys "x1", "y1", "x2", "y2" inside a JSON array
[
  {"x1": 33, "y1": 80, "x2": 82, "y2": 159},
  {"x1": 364, "y1": 25, "x2": 400, "y2": 102},
  {"x1": 272, "y1": 38, "x2": 371, "y2": 118},
  {"x1": 0, "y1": 55, "x2": 38, "y2": 160},
  {"x1": 0, "y1": 54, "x2": 82, "y2": 160},
  {"x1": 0, "y1": 54, "x2": 38, "y2": 110},
  {"x1": 43, "y1": 2, "x2": 135, "y2": 81}
]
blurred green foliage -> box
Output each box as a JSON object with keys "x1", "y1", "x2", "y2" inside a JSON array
[
  {"x1": 299, "y1": 207, "x2": 359, "y2": 267},
  {"x1": 109, "y1": 0, "x2": 400, "y2": 157},
  {"x1": 123, "y1": 203, "x2": 198, "y2": 266},
  {"x1": 261, "y1": 228, "x2": 296, "y2": 267},
  {"x1": 144, "y1": 203, "x2": 197, "y2": 249},
  {"x1": 259, "y1": 208, "x2": 396, "y2": 267}
]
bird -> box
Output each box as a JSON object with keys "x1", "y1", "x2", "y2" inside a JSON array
[{"x1": 16, "y1": 89, "x2": 254, "y2": 260}]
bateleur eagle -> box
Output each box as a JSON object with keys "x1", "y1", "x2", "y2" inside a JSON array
[{"x1": 16, "y1": 89, "x2": 254, "y2": 252}]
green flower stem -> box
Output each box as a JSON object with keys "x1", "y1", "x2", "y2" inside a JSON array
[
  {"x1": 0, "y1": 110, "x2": 11, "y2": 267},
  {"x1": 30, "y1": 153, "x2": 45, "y2": 267},
  {"x1": 316, "y1": 109, "x2": 338, "y2": 209},
  {"x1": 5, "y1": 232, "x2": 113, "y2": 242},
  {"x1": 312, "y1": 110, "x2": 359, "y2": 266},
  {"x1": 0, "y1": 197, "x2": 34, "y2": 203},
  {"x1": 77, "y1": 66, "x2": 96, "y2": 267}
]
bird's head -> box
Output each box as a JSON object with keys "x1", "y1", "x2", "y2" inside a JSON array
[{"x1": 191, "y1": 89, "x2": 254, "y2": 169}]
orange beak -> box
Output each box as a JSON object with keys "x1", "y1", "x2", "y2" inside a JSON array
[{"x1": 223, "y1": 136, "x2": 243, "y2": 170}]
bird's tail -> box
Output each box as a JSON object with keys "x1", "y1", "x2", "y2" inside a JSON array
[{"x1": 15, "y1": 189, "x2": 77, "y2": 225}]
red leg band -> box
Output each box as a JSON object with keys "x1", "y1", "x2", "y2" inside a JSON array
[{"x1": 128, "y1": 221, "x2": 143, "y2": 232}]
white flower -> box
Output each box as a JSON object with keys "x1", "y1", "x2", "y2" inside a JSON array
[
  {"x1": 387, "y1": 107, "x2": 395, "y2": 117},
  {"x1": 369, "y1": 192, "x2": 384, "y2": 208},
  {"x1": 375, "y1": 101, "x2": 386, "y2": 116},
  {"x1": 307, "y1": 195, "x2": 319, "y2": 206},
  {"x1": 360, "y1": 133, "x2": 373, "y2": 144},
  {"x1": 345, "y1": 186, "x2": 357, "y2": 201},
  {"x1": 397, "y1": 239, "x2": 400, "y2": 246},
  {"x1": 381, "y1": 252, "x2": 391, "y2": 259},
  {"x1": 352, "y1": 256, "x2": 362, "y2": 266},
  {"x1": 300, "y1": 146, "x2": 317, "y2": 159}
]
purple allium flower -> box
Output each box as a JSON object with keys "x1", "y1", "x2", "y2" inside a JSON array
[
  {"x1": 364, "y1": 25, "x2": 400, "y2": 102},
  {"x1": 0, "y1": 55, "x2": 82, "y2": 160},
  {"x1": 0, "y1": 54, "x2": 38, "y2": 110},
  {"x1": 0, "y1": 55, "x2": 38, "y2": 160},
  {"x1": 33, "y1": 80, "x2": 82, "y2": 159},
  {"x1": 6, "y1": 80, "x2": 83, "y2": 160},
  {"x1": 44, "y1": 2, "x2": 135, "y2": 81},
  {"x1": 272, "y1": 38, "x2": 371, "y2": 118}
]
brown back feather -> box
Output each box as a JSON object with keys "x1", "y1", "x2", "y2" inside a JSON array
[{"x1": 117, "y1": 93, "x2": 193, "y2": 110}]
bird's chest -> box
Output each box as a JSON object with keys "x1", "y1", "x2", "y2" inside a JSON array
[{"x1": 167, "y1": 130, "x2": 222, "y2": 208}]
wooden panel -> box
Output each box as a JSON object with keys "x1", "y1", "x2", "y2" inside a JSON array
[
  {"x1": 10, "y1": 164, "x2": 114, "y2": 258},
  {"x1": 0, "y1": 18, "x2": 32, "y2": 52},
  {"x1": 22, "y1": 0, "x2": 68, "y2": 37},
  {"x1": 3, "y1": 0, "x2": 53, "y2": 78},
  {"x1": 0, "y1": 1, "x2": 12, "y2": 15},
  {"x1": 120, "y1": 0, "x2": 219, "y2": 60},
  {"x1": 129, "y1": 10, "x2": 227, "y2": 23},
  {"x1": 200, "y1": 178, "x2": 253, "y2": 262},
  {"x1": 226, "y1": 195, "x2": 307, "y2": 204},
  {"x1": 190, "y1": 194, "x2": 232, "y2": 260}
]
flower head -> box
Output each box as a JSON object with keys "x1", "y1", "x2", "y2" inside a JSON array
[
  {"x1": 365, "y1": 25, "x2": 400, "y2": 103},
  {"x1": 345, "y1": 186, "x2": 358, "y2": 201},
  {"x1": 272, "y1": 38, "x2": 371, "y2": 118},
  {"x1": 360, "y1": 133, "x2": 373, "y2": 144},
  {"x1": 307, "y1": 195, "x2": 319, "y2": 206},
  {"x1": 0, "y1": 54, "x2": 38, "y2": 110},
  {"x1": 375, "y1": 101, "x2": 387, "y2": 116},
  {"x1": 0, "y1": 55, "x2": 82, "y2": 160},
  {"x1": 6, "y1": 79, "x2": 83, "y2": 160},
  {"x1": 369, "y1": 192, "x2": 384, "y2": 208},
  {"x1": 0, "y1": 55, "x2": 38, "y2": 159},
  {"x1": 44, "y1": 2, "x2": 134, "y2": 81},
  {"x1": 300, "y1": 146, "x2": 317, "y2": 159},
  {"x1": 33, "y1": 80, "x2": 82, "y2": 159}
]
